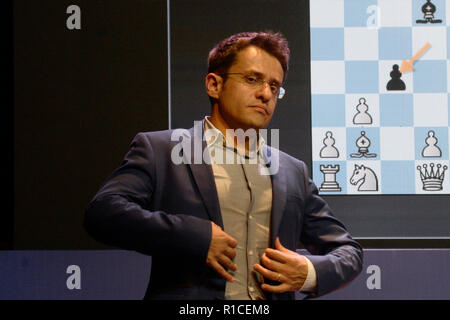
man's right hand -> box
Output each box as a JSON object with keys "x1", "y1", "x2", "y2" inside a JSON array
[{"x1": 206, "y1": 222, "x2": 238, "y2": 282}]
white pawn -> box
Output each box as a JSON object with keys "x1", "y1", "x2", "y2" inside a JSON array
[
  {"x1": 422, "y1": 130, "x2": 442, "y2": 157},
  {"x1": 320, "y1": 131, "x2": 339, "y2": 158},
  {"x1": 353, "y1": 97, "x2": 373, "y2": 125}
]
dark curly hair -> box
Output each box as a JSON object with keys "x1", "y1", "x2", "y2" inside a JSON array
[{"x1": 207, "y1": 31, "x2": 290, "y2": 81}]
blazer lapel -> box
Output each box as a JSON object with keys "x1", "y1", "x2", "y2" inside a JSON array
[
  {"x1": 183, "y1": 124, "x2": 223, "y2": 228},
  {"x1": 264, "y1": 145, "x2": 287, "y2": 247}
]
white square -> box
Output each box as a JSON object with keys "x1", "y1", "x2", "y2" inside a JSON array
[
  {"x1": 345, "y1": 94, "x2": 380, "y2": 127},
  {"x1": 344, "y1": 27, "x2": 379, "y2": 60},
  {"x1": 310, "y1": 0, "x2": 344, "y2": 28},
  {"x1": 311, "y1": 61, "x2": 345, "y2": 94},
  {"x1": 447, "y1": 0, "x2": 450, "y2": 25},
  {"x1": 378, "y1": 0, "x2": 413, "y2": 27},
  {"x1": 347, "y1": 160, "x2": 381, "y2": 194},
  {"x1": 312, "y1": 127, "x2": 346, "y2": 161},
  {"x1": 379, "y1": 60, "x2": 414, "y2": 94},
  {"x1": 380, "y1": 127, "x2": 415, "y2": 160},
  {"x1": 413, "y1": 93, "x2": 449, "y2": 126},
  {"x1": 415, "y1": 160, "x2": 450, "y2": 194},
  {"x1": 412, "y1": 27, "x2": 447, "y2": 60}
]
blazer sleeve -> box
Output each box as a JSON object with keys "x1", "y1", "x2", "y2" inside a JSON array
[
  {"x1": 299, "y1": 162, "x2": 364, "y2": 297},
  {"x1": 83, "y1": 132, "x2": 212, "y2": 264}
]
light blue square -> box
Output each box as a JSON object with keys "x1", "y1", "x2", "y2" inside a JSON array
[
  {"x1": 344, "y1": 0, "x2": 378, "y2": 27},
  {"x1": 379, "y1": 27, "x2": 412, "y2": 60},
  {"x1": 346, "y1": 127, "x2": 380, "y2": 160},
  {"x1": 379, "y1": 94, "x2": 414, "y2": 126},
  {"x1": 310, "y1": 28, "x2": 344, "y2": 60},
  {"x1": 414, "y1": 127, "x2": 449, "y2": 159},
  {"x1": 345, "y1": 61, "x2": 379, "y2": 93},
  {"x1": 381, "y1": 161, "x2": 416, "y2": 194},
  {"x1": 413, "y1": 60, "x2": 447, "y2": 92},
  {"x1": 413, "y1": 0, "x2": 446, "y2": 26},
  {"x1": 311, "y1": 94, "x2": 346, "y2": 127},
  {"x1": 448, "y1": 27, "x2": 450, "y2": 59},
  {"x1": 313, "y1": 161, "x2": 347, "y2": 194}
]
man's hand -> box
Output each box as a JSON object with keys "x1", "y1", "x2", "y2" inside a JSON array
[
  {"x1": 253, "y1": 237, "x2": 308, "y2": 293},
  {"x1": 206, "y1": 222, "x2": 238, "y2": 282}
]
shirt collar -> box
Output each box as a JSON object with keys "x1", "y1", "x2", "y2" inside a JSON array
[{"x1": 203, "y1": 116, "x2": 266, "y2": 157}]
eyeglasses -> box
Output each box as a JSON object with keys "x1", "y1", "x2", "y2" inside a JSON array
[{"x1": 218, "y1": 72, "x2": 286, "y2": 99}]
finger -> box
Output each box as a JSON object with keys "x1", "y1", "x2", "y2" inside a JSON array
[
  {"x1": 224, "y1": 247, "x2": 237, "y2": 260},
  {"x1": 211, "y1": 260, "x2": 235, "y2": 282},
  {"x1": 218, "y1": 254, "x2": 238, "y2": 271},
  {"x1": 253, "y1": 263, "x2": 281, "y2": 282},
  {"x1": 227, "y1": 236, "x2": 238, "y2": 248},
  {"x1": 275, "y1": 237, "x2": 290, "y2": 253},
  {"x1": 261, "y1": 252, "x2": 284, "y2": 271},
  {"x1": 261, "y1": 282, "x2": 291, "y2": 293},
  {"x1": 265, "y1": 248, "x2": 288, "y2": 264}
]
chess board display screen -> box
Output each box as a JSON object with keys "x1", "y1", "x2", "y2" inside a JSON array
[{"x1": 310, "y1": 0, "x2": 450, "y2": 195}]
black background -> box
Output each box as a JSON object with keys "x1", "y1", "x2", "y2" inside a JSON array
[{"x1": 8, "y1": 0, "x2": 450, "y2": 250}]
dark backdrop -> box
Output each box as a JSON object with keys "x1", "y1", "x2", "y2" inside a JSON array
[{"x1": 13, "y1": 0, "x2": 167, "y2": 249}]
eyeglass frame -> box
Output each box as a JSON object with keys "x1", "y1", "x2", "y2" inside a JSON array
[{"x1": 216, "y1": 72, "x2": 286, "y2": 99}]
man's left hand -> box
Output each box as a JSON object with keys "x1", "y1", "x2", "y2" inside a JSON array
[{"x1": 253, "y1": 237, "x2": 308, "y2": 293}]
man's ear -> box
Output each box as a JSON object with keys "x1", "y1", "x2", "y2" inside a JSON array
[{"x1": 205, "y1": 73, "x2": 223, "y2": 99}]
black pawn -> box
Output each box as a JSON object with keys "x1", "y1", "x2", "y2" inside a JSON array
[{"x1": 386, "y1": 64, "x2": 406, "y2": 91}]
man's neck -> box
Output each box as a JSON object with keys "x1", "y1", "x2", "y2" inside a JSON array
[{"x1": 207, "y1": 115, "x2": 259, "y2": 154}]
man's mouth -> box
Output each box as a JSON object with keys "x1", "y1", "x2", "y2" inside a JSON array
[{"x1": 249, "y1": 105, "x2": 268, "y2": 115}]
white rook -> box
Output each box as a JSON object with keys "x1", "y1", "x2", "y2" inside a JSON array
[{"x1": 319, "y1": 165, "x2": 341, "y2": 192}]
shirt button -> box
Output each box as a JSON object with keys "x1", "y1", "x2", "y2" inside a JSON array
[{"x1": 249, "y1": 250, "x2": 253, "y2": 255}]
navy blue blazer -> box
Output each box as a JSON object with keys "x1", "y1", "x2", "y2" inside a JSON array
[{"x1": 84, "y1": 124, "x2": 363, "y2": 300}]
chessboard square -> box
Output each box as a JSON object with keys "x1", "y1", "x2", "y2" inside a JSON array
[
  {"x1": 346, "y1": 160, "x2": 381, "y2": 194},
  {"x1": 379, "y1": 27, "x2": 413, "y2": 60},
  {"x1": 380, "y1": 127, "x2": 415, "y2": 160},
  {"x1": 415, "y1": 160, "x2": 450, "y2": 194},
  {"x1": 344, "y1": 28, "x2": 379, "y2": 60},
  {"x1": 413, "y1": 60, "x2": 447, "y2": 92},
  {"x1": 379, "y1": 60, "x2": 414, "y2": 93},
  {"x1": 448, "y1": 63, "x2": 450, "y2": 92},
  {"x1": 310, "y1": 0, "x2": 345, "y2": 28},
  {"x1": 344, "y1": 0, "x2": 378, "y2": 27},
  {"x1": 379, "y1": 94, "x2": 414, "y2": 126},
  {"x1": 312, "y1": 127, "x2": 347, "y2": 161},
  {"x1": 381, "y1": 161, "x2": 416, "y2": 194},
  {"x1": 447, "y1": 0, "x2": 450, "y2": 25},
  {"x1": 413, "y1": 0, "x2": 446, "y2": 26},
  {"x1": 414, "y1": 126, "x2": 449, "y2": 159},
  {"x1": 412, "y1": 27, "x2": 447, "y2": 60},
  {"x1": 311, "y1": 94, "x2": 346, "y2": 127},
  {"x1": 346, "y1": 127, "x2": 380, "y2": 160},
  {"x1": 413, "y1": 93, "x2": 449, "y2": 126},
  {"x1": 313, "y1": 161, "x2": 347, "y2": 194},
  {"x1": 311, "y1": 61, "x2": 345, "y2": 93},
  {"x1": 311, "y1": 28, "x2": 345, "y2": 60},
  {"x1": 345, "y1": 61, "x2": 379, "y2": 93},
  {"x1": 448, "y1": 29, "x2": 450, "y2": 58},
  {"x1": 378, "y1": 0, "x2": 413, "y2": 27},
  {"x1": 345, "y1": 94, "x2": 380, "y2": 127}
]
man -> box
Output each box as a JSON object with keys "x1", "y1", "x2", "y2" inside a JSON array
[{"x1": 84, "y1": 31, "x2": 363, "y2": 300}]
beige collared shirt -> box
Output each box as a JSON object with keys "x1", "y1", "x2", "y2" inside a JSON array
[{"x1": 203, "y1": 117, "x2": 316, "y2": 299}]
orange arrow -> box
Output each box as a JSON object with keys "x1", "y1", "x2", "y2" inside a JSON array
[{"x1": 400, "y1": 42, "x2": 431, "y2": 73}]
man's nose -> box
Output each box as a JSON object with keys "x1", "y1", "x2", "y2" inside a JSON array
[{"x1": 255, "y1": 82, "x2": 273, "y2": 101}]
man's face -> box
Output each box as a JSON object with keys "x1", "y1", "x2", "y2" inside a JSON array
[{"x1": 212, "y1": 45, "x2": 284, "y2": 131}]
